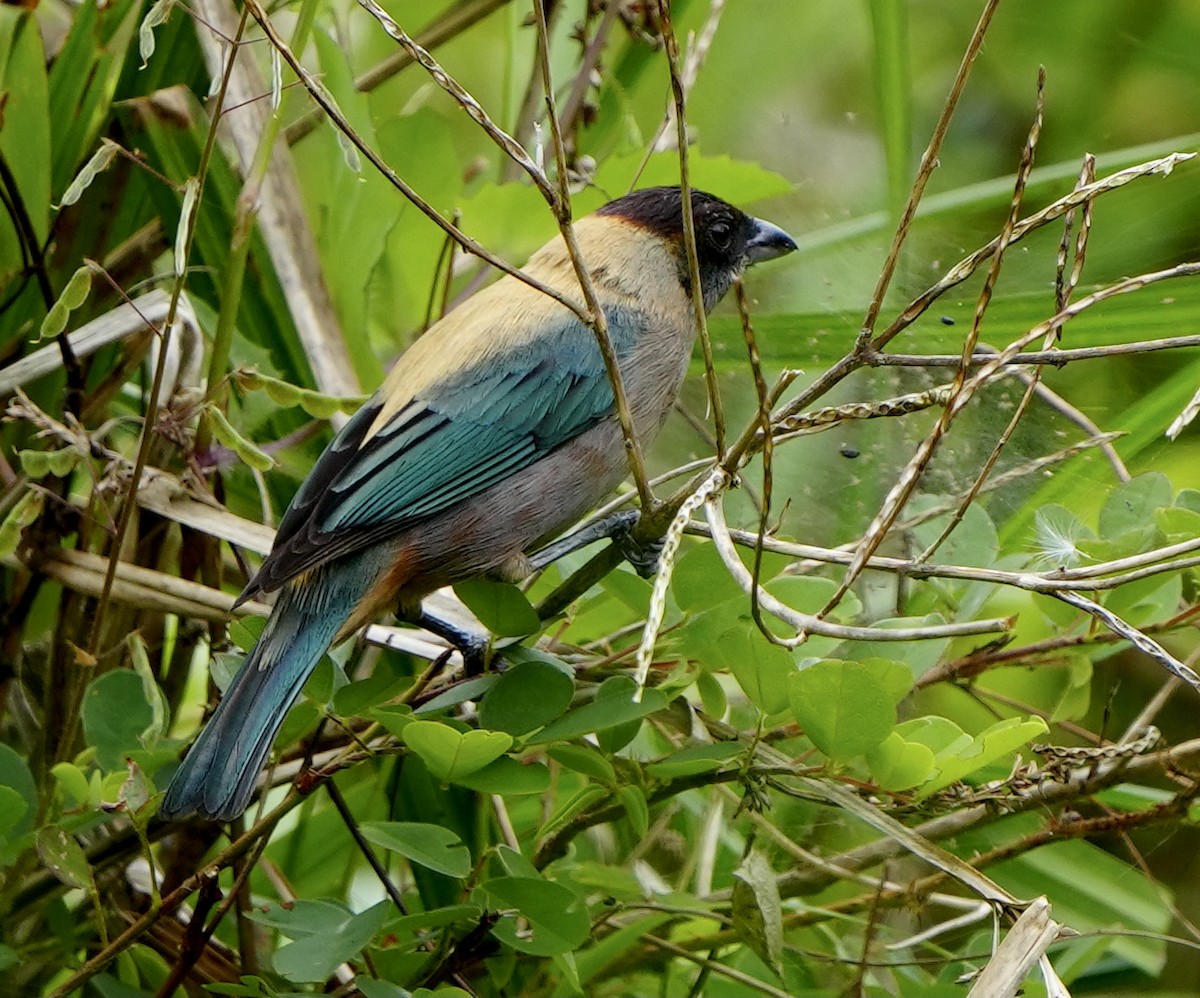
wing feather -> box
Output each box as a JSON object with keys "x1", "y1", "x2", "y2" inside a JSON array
[{"x1": 241, "y1": 308, "x2": 643, "y2": 598}]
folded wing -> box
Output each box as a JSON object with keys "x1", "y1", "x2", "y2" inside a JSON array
[{"x1": 240, "y1": 309, "x2": 643, "y2": 599}]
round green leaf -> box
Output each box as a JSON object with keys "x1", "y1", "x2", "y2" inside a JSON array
[
  {"x1": 402, "y1": 721, "x2": 512, "y2": 782},
  {"x1": 866, "y1": 732, "x2": 937, "y2": 791},
  {"x1": 788, "y1": 660, "x2": 896, "y2": 760},
  {"x1": 715, "y1": 627, "x2": 794, "y2": 715},
  {"x1": 479, "y1": 657, "x2": 574, "y2": 735},
  {"x1": 453, "y1": 578, "x2": 540, "y2": 637},
  {"x1": 81, "y1": 670, "x2": 154, "y2": 771}
]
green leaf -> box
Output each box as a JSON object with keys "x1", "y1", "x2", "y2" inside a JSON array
[
  {"x1": 386, "y1": 904, "x2": 482, "y2": 943},
  {"x1": 547, "y1": 744, "x2": 616, "y2": 784},
  {"x1": 1156, "y1": 504, "x2": 1200, "y2": 541},
  {"x1": 788, "y1": 660, "x2": 898, "y2": 760},
  {"x1": 495, "y1": 843, "x2": 540, "y2": 879},
  {"x1": 453, "y1": 579, "x2": 540, "y2": 637},
  {"x1": 483, "y1": 877, "x2": 590, "y2": 956},
  {"x1": 479, "y1": 656, "x2": 574, "y2": 736},
  {"x1": 715, "y1": 627, "x2": 794, "y2": 715},
  {"x1": 0, "y1": 9, "x2": 50, "y2": 278},
  {"x1": 413, "y1": 674, "x2": 497, "y2": 716},
  {"x1": 900, "y1": 715, "x2": 1049, "y2": 797},
  {"x1": 37, "y1": 826, "x2": 93, "y2": 890},
  {"x1": 991, "y1": 840, "x2": 1170, "y2": 976},
  {"x1": 764, "y1": 575, "x2": 864, "y2": 618},
  {"x1": 576, "y1": 914, "x2": 675, "y2": 984},
  {"x1": 18, "y1": 447, "x2": 82, "y2": 479},
  {"x1": 451, "y1": 757, "x2": 550, "y2": 796},
  {"x1": 646, "y1": 742, "x2": 743, "y2": 780},
  {"x1": 251, "y1": 900, "x2": 389, "y2": 983},
  {"x1": 910, "y1": 501, "x2": 998, "y2": 570},
  {"x1": 370, "y1": 703, "x2": 414, "y2": 738},
  {"x1": 615, "y1": 784, "x2": 649, "y2": 839},
  {"x1": 273, "y1": 702, "x2": 320, "y2": 752},
  {"x1": 695, "y1": 670, "x2": 727, "y2": 718},
  {"x1": 50, "y1": 762, "x2": 90, "y2": 809},
  {"x1": 0, "y1": 787, "x2": 28, "y2": 840},
  {"x1": 1099, "y1": 472, "x2": 1172, "y2": 539},
  {"x1": 672, "y1": 542, "x2": 746, "y2": 612},
  {"x1": 866, "y1": 0, "x2": 911, "y2": 220},
  {"x1": 358, "y1": 821, "x2": 471, "y2": 878},
  {"x1": 866, "y1": 731, "x2": 936, "y2": 791},
  {"x1": 528, "y1": 677, "x2": 666, "y2": 746},
  {"x1": 117, "y1": 760, "x2": 153, "y2": 819},
  {"x1": 402, "y1": 721, "x2": 512, "y2": 782},
  {"x1": 841, "y1": 615, "x2": 951, "y2": 674},
  {"x1": 0, "y1": 489, "x2": 43, "y2": 560},
  {"x1": 355, "y1": 980, "x2": 411, "y2": 998},
  {"x1": 537, "y1": 785, "x2": 609, "y2": 843},
  {"x1": 82, "y1": 671, "x2": 154, "y2": 771},
  {"x1": 332, "y1": 670, "x2": 409, "y2": 716},
  {"x1": 731, "y1": 849, "x2": 783, "y2": 974},
  {"x1": 673, "y1": 541, "x2": 790, "y2": 614},
  {"x1": 1096, "y1": 783, "x2": 1174, "y2": 813},
  {"x1": 0, "y1": 744, "x2": 36, "y2": 848},
  {"x1": 127, "y1": 633, "x2": 167, "y2": 747}
]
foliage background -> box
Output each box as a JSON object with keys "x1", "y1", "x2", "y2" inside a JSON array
[{"x1": 3, "y1": 0, "x2": 1200, "y2": 995}]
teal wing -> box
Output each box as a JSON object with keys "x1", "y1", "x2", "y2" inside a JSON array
[{"x1": 244, "y1": 309, "x2": 643, "y2": 596}]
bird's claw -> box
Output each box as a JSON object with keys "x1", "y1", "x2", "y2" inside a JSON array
[{"x1": 613, "y1": 513, "x2": 664, "y2": 579}]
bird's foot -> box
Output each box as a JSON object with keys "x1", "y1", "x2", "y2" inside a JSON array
[
  {"x1": 528, "y1": 509, "x2": 665, "y2": 578},
  {"x1": 612, "y1": 513, "x2": 665, "y2": 579},
  {"x1": 413, "y1": 607, "x2": 493, "y2": 677}
]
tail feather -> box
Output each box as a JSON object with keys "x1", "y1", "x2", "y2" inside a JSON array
[{"x1": 161, "y1": 548, "x2": 392, "y2": 821}]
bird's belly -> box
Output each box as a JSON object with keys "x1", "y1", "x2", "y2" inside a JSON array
[
  {"x1": 393, "y1": 418, "x2": 631, "y2": 596},
  {"x1": 389, "y1": 331, "x2": 690, "y2": 601}
]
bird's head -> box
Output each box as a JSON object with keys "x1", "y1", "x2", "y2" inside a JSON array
[{"x1": 596, "y1": 186, "x2": 797, "y2": 312}]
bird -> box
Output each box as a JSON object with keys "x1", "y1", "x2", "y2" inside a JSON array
[{"x1": 159, "y1": 185, "x2": 797, "y2": 821}]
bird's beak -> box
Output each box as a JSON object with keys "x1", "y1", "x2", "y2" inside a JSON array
[{"x1": 745, "y1": 217, "x2": 798, "y2": 264}]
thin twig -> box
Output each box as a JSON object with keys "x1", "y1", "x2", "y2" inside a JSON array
[
  {"x1": 657, "y1": 0, "x2": 726, "y2": 459},
  {"x1": 867, "y1": 335, "x2": 1200, "y2": 367},
  {"x1": 859, "y1": 0, "x2": 1002, "y2": 341},
  {"x1": 325, "y1": 780, "x2": 408, "y2": 914},
  {"x1": 873, "y1": 151, "x2": 1195, "y2": 348},
  {"x1": 735, "y1": 280, "x2": 783, "y2": 648},
  {"x1": 531, "y1": 0, "x2": 656, "y2": 510},
  {"x1": 917, "y1": 71, "x2": 1048, "y2": 562},
  {"x1": 285, "y1": 0, "x2": 513, "y2": 145},
  {"x1": 243, "y1": 0, "x2": 590, "y2": 321},
  {"x1": 87, "y1": 8, "x2": 250, "y2": 659},
  {"x1": 354, "y1": 0, "x2": 559, "y2": 208}
]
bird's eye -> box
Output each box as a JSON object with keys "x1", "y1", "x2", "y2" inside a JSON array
[{"x1": 708, "y1": 220, "x2": 733, "y2": 251}]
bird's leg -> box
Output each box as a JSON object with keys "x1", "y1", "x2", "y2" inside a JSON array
[
  {"x1": 409, "y1": 605, "x2": 491, "y2": 676},
  {"x1": 528, "y1": 510, "x2": 665, "y2": 579}
]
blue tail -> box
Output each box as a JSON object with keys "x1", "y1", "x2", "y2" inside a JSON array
[{"x1": 160, "y1": 549, "x2": 388, "y2": 822}]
